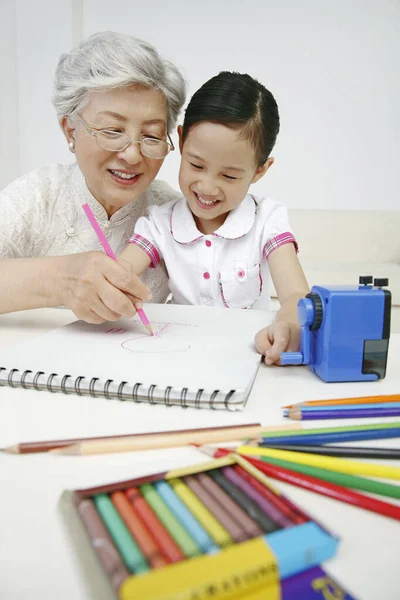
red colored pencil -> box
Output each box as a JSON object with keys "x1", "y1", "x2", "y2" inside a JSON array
[
  {"x1": 125, "y1": 487, "x2": 184, "y2": 564},
  {"x1": 199, "y1": 447, "x2": 400, "y2": 522}
]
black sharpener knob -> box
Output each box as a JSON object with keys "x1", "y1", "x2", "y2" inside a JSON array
[
  {"x1": 374, "y1": 278, "x2": 389, "y2": 287},
  {"x1": 359, "y1": 276, "x2": 373, "y2": 285}
]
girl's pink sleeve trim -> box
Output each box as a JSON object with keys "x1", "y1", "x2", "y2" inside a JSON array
[
  {"x1": 263, "y1": 232, "x2": 298, "y2": 260},
  {"x1": 129, "y1": 234, "x2": 161, "y2": 268}
]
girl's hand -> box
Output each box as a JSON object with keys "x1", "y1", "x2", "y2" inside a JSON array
[
  {"x1": 255, "y1": 321, "x2": 300, "y2": 366},
  {"x1": 53, "y1": 252, "x2": 151, "y2": 324}
]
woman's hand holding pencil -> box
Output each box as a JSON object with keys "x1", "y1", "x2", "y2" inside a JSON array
[
  {"x1": 54, "y1": 251, "x2": 151, "y2": 325},
  {"x1": 81, "y1": 203, "x2": 153, "y2": 333}
]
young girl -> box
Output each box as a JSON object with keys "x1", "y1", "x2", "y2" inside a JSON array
[{"x1": 120, "y1": 72, "x2": 309, "y2": 365}]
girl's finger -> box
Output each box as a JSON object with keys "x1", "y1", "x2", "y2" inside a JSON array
[
  {"x1": 255, "y1": 327, "x2": 273, "y2": 356},
  {"x1": 265, "y1": 322, "x2": 291, "y2": 364}
]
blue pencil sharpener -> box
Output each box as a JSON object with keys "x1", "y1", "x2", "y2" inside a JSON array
[{"x1": 280, "y1": 276, "x2": 391, "y2": 382}]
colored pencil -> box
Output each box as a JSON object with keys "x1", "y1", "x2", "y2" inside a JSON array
[
  {"x1": 51, "y1": 424, "x2": 277, "y2": 455},
  {"x1": 284, "y1": 394, "x2": 400, "y2": 409},
  {"x1": 194, "y1": 473, "x2": 264, "y2": 539},
  {"x1": 237, "y1": 445, "x2": 400, "y2": 481},
  {"x1": 199, "y1": 448, "x2": 400, "y2": 522},
  {"x1": 140, "y1": 483, "x2": 201, "y2": 557},
  {"x1": 110, "y1": 491, "x2": 167, "y2": 568},
  {"x1": 228, "y1": 465, "x2": 294, "y2": 528},
  {"x1": 153, "y1": 480, "x2": 219, "y2": 553},
  {"x1": 82, "y1": 202, "x2": 153, "y2": 335},
  {"x1": 125, "y1": 487, "x2": 184, "y2": 563},
  {"x1": 230, "y1": 459, "x2": 308, "y2": 526},
  {"x1": 208, "y1": 469, "x2": 280, "y2": 533},
  {"x1": 169, "y1": 478, "x2": 233, "y2": 547},
  {"x1": 93, "y1": 494, "x2": 150, "y2": 573},
  {"x1": 296, "y1": 402, "x2": 400, "y2": 412},
  {"x1": 46, "y1": 422, "x2": 400, "y2": 456},
  {"x1": 252, "y1": 455, "x2": 400, "y2": 500},
  {"x1": 258, "y1": 443, "x2": 400, "y2": 460},
  {"x1": 76, "y1": 497, "x2": 130, "y2": 590},
  {"x1": 2, "y1": 423, "x2": 267, "y2": 454},
  {"x1": 260, "y1": 421, "x2": 400, "y2": 438},
  {"x1": 288, "y1": 407, "x2": 400, "y2": 420},
  {"x1": 183, "y1": 474, "x2": 251, "y2": 543},
  {"x1": 260, "y1": 428, "x2": 400, "y2": 445}
]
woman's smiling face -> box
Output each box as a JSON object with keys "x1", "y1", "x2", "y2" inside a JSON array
[{"x1": 63, "y1": 85, "x2": 169, "y2": 217}]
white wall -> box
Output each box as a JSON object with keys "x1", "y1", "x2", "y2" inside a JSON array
[
  {"x1": 0, "y1": 0, "x2": 19, "y2": 188},
  {"x1": 2, "y1": 0, "x2": 399, "y2": 210}
]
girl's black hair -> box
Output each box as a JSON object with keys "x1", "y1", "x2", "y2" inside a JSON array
[{"x1": 181, "y1": 71, "x2": 280, "y2": 167}]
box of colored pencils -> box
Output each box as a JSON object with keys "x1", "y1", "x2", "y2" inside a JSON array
[{"x1": 59, "y1": 455, "x2": 339, "y2": 600}]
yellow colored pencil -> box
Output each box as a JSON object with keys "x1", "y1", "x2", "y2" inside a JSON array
[
  {"x1": 169, "y1": 478, "x2": 233, "y2": 547},
  {"x1": 237, "y1": 445, "x2": 400, "y2": 482}
]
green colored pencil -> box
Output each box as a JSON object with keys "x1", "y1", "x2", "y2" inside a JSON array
[
  {"x1": 257, "y1": 457, "x2": 400, "y2": 500},
  {"x1": 140, "y1": 483, "x2": 201, "y2": 557},
  {"x1": 93, "y1": 494, "x2": 149, "y2": 573},
  {"x1": 261, "y1": 421, "x2": 400, "y2": 438}
]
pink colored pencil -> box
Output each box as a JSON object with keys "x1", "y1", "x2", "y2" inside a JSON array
[{"x1": 82, "y1": 203, "x2": 153, "y2": 335}]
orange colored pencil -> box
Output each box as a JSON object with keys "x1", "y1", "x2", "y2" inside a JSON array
[
  {"x1": 111, "y1": 491, "x2": 167, "y2": 569},
  {"x1": 283, "y1": 394, "x2": 400, "y2": 409}
]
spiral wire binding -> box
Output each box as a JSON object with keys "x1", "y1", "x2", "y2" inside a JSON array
[{"x1": 0, "y1": 367, "x2": 237, "y2": 409}]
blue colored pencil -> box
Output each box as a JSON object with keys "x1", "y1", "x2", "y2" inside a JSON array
[
  {"x1": 260, "y1": 428, "x2": 400, "y2": 446},
  {"x1": 288, "y1": 408, "x2": 400, "y2": 420},
  {"x1": 295, "y1": 402, "x2": 400, "y2": 412},
  {"x1": 154, "y1": 480, "x2": 219, "y2": 554}
]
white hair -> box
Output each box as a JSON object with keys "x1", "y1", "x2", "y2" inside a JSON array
[{"x1": 52, "y1": 31, "x2": 186, "y2": 132}]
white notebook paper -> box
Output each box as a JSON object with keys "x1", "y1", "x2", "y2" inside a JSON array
[{"x1": 0, "y1": 304, "x2": 270, "y2": 410}]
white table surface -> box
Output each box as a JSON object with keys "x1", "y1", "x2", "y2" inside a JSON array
[{"x1": 1, "y1": 308, "x2": 400, "y2": 600}]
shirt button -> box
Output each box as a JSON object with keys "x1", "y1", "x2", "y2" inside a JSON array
[
  {"x1": 203, "y1": 272, "x2": 210, "y2": 280},
  {"x1": 238, "y1": 270, "x2": 245, "y2": 278},
  {"x1": 205, "y1": 240, "x2": 212, "y2": 247}
]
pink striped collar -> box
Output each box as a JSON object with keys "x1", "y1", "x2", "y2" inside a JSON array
[{"x1": 170, "y1": 194, "x2": 257, "y2": 244}]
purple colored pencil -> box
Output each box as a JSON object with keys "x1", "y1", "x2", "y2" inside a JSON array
[
  {"x1": 222, "y1": 466, "x2": 293, "y2": 528},
  {"x1": 291, "y1": 408, "x2": 400, "y2": 421}
]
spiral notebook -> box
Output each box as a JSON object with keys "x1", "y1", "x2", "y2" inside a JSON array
[{"x1": 0, "y1": 304, "x2": 270, "y2": 410}]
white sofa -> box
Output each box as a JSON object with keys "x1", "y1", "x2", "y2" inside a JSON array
[{"x1": 270, "y1": 210, "x2": 400, "y2": 333}]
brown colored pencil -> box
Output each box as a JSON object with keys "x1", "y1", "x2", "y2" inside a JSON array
[
  {"x1": 283, "y1": 394, "x2": 400, "y2": 409},
  {"x1": 183, "y1": 475, "x2": 249, "y2": 543},
  {"x1": 76, "y1": 496, "x2": 130, "y2": 591},
  {"x1": 2, "y1": 422, "x2": 266, "y2": 454},
  {"x1": 51, "y1": 424, "x2": 301, "y2": 456},
  {"x1": 196, "y1": 473, "x2": 264, "y2": 539}
]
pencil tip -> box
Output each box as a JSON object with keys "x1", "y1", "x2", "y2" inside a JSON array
[
  {"x1": 2, "y1": 445, "x2": 19, "y2": 454},
  {"x1": 195, "y1": 445, "x2": 215, "y2": 457}
]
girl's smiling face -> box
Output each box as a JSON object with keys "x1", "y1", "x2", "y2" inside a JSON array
[{"x1": 178, "y1": 122, "x2": 272, "y2": 234}]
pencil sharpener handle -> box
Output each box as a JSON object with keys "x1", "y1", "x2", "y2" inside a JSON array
[
  {"x1": 280, "y1": 351, "x2": 304, "y2": 365},
  {"x1": 280, "y1": 297, "x2": 317, "y2": 366}
]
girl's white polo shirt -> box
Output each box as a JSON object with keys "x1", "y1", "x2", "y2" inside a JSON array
[{"x1": 130, "y1": 194, "x2": 297, "y2": 310}]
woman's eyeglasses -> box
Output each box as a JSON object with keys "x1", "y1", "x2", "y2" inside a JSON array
[{"x1": 77, "y1": 115, "x2": 174, "y2": 159}]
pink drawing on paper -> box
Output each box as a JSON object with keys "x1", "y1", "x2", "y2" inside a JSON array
[{"x1": 121, "y1": 323, "x2": 192, "y2": 354}]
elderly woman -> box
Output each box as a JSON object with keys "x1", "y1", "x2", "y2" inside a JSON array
[{"x1": 0, "y1": 31, "x2": 185, "y2": 323}]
